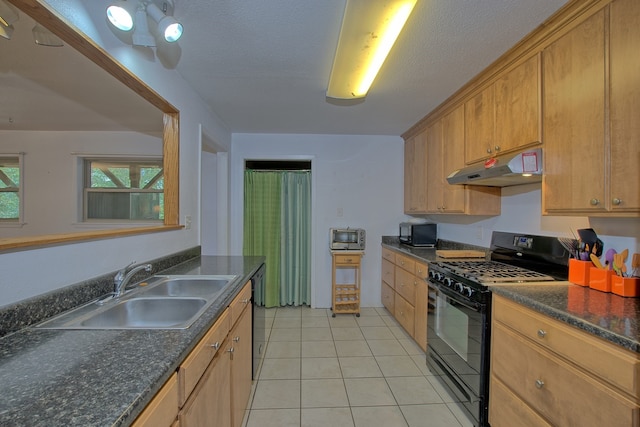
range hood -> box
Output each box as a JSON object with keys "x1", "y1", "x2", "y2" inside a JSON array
[{"x1": 447, "y1": 148, "x2": 543, "y2": 187}]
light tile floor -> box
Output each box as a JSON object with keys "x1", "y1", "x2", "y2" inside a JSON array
[{"x1": 243, "y1": 306, "x2": 474, "y2": 427}]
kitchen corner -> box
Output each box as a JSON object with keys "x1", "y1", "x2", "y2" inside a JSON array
[{"x1": 0, "y1": 254, "x2": 265, "y2": 427}]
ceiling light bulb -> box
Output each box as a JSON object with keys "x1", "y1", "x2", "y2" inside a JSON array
[
  {"x1": 146, "y1": 2, "x2": 183, "y2": 42},
  {"x1": 161, "y1": 19, "x2": 183, "y2": 42},
  {"x1": 106, "y1": 3, "x2": 134, "y2": 31}
]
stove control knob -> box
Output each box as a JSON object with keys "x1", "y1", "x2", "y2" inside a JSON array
[
  {"x1": 443, "y1": 277, "x2": 453, "y2": 287},
  {"x1": 431, "y1": 271, "x2": 442, "y2": 281},
  {"x1": 455, "y1": 282, "x2": 464, "y2": 292},
  {"x1": 463, "y1": 286, "x2": 474, "y2": 297}
]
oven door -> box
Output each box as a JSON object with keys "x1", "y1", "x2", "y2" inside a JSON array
[{"x1": 426, "y1": 282, "x2": 490, "y2": 426}]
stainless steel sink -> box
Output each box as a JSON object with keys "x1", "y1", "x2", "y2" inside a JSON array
[
  {"x1": 138, "y1": 275, "x2": 235, "y2": 298},
  {"x1": 36, "y1": 274, "x2": 239, "y2": 330},
  {"x1": 79, "y1": 297, "x2": 207, "y2": 328}
]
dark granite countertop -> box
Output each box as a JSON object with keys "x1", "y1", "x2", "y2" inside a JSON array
[
  {"x1": 381, "y1": 237, "x2": 639, "y2": 354},
  {"x1": 0, "y1": 256, "x2": 265, "y2": 427}
]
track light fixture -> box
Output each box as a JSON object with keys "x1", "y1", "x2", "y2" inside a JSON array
[{"x1": 106, "y1": 0, "x2": 183, "y2": 46}]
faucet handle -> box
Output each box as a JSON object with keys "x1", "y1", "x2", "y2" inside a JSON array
[{"x1": 114, "y1": 261, "x2": 137, "y2": 284}]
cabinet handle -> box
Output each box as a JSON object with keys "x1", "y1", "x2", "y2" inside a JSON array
[
  {"x1": 494, "y1": 145, "x2": 501, "y2": 152},
  {"x1": 400, "y1": 261, "x2": 405, "y2": 265},
  {"x1": 242, "y1": 298, "x2": 250, "y2": 304},
  {"x1": 590, "y1": 198, "x2": 600, "y2": 206},
  {"x1": 612, "y1": 198, "x2": 622, "y2": 206},
  {"x1": 535, "y1": 379, "x2": 545, "y2": 389},
  {"x1": 537, "y1": 329, "x2": 546, "y2": 338},
  {"x1": 233, "y1": 336, "x2": 240, "y2": 342},
  {"x1": 486, "y1": 147, "x2": 492, "y2": 154},
  {"x1": 211, "y1": 341, "x2": 220, "y2": 350},
  {"x1": 227, "y1": 347, "x2": 234, "y2": 360}
]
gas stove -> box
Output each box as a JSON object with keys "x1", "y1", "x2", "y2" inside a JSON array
[{"x1": 428, "y1": 232, "x2": 570, "y2": 303}]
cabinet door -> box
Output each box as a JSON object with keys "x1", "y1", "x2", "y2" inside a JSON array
[
  {"x1": 231, "y1": 305, "x2": 253, "y2": 427},
  {"x1": 381, "y1": 281, "x2": 395, "y2": 315},
  {"x1": 180, "y1": 346, "x2": 231, "y2": 427},
  {"x1": 426, "y1": 121, "x2": 443, "y2": 213},
  {"x1": 394, "y1": 294, "x2": 415, "y2": 336},
  {"x1": 465, "y1": 85, "x2": 495, "y2": 164},
  {"x1": 610, "y1": 0, "x2": 640, "y2": 213},
  {"x1": 441, "y1": 105, "x2": 466, "y2": 213},
  {"x1": 494, "y1": 55, "x2": 541, "y2": 154},
  {"x1": 404, "y1": 132, "x2": 429, "y2": 213},
  {"x1": 543, "y1": 10, "x2": 606, "y2": 213},
  {"x1": 132, "y1": 373, "x2": 179, "y2": 427}
]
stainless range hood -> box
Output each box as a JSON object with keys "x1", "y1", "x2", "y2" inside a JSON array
[{"x1": 447, "y1": 148, "x2": 543, "y2": 187}]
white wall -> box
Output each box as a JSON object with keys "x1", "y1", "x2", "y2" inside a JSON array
[
  {"x1": 229, "y1": 133, "x2": 407, "y2": 309},
  {"x1": 0, "y1": 1, "x2": 232, "y2": 308},
  {"x1": 434, "y1": 183, "x2": 640, "y2": 255},
  {"x1": 0, "y1": 130, "x2": 162, "y2": 238}
]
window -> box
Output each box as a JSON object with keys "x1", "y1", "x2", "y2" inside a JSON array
[
  {"x1": 84, "y1": 159, "x2": 164, "y2": 221},
  {"x1": 0, "y1": 156, "x2": 21, "y2": 222}
]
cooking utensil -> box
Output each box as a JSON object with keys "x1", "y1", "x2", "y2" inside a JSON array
[
  {"x1": 577, "y1": 228, "x2": 603, "y2": 257},
  {"x1": 619, "y1": 249, "x2": 629, "y2": 276},
  {"x1": 590, "y1": 253, "x2": 605, "y2": 269},
  {"x1": 605, "y1": 248, "x2": 617, "y2": 270},
  {"x1": 632, "y1": 253, "x2": 640, "y2": 277},
  {"x1": 558, "y1": 237, "x2": 579, "y2": 259}
]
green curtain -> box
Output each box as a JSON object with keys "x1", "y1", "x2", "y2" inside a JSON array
[
  {"x1": 243, "y1": 170, "x2": 281, "y2": 307},
  {"x1": 280, "y1": 171, "x2": 311, "y2": 306},
  {"x1": 243, "y1": 169, "x2": 311, "y2": 308}
]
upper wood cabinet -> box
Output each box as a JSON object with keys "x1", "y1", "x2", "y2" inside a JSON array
[
  {"x1": 543, "y1": 0, "x2": 639, "y2": 216},
  {"x1": 404, "y1": 131, "x2": 429, "y2": 214},
  {"x1": 465, "y1": 55, "x2": 541, "y2": 164},
  {"x1": 426, "y1": 105, "x2": 500, "y2": 215},
  {"x1": 609, "y1": 0, "x2": 640, "y2": 213}
]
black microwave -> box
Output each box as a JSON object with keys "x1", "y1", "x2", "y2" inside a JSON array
[{"x1": 399, "y1": 222, "x2": 437, "y2": 247}]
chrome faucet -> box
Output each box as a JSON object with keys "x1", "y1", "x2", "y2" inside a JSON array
[{"x1": 113, "y1": 261, "x2": 153, "y2": 297}]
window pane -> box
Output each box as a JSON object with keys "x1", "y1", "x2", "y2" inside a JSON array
[
  {"x1": 0, "y1": 159, "x2": 19, "y2": 189},
  {"x1": 0, "y1": 193, "x2": 19, "y2": 219},
  {"x1": 87, "y1": 192, "x2": 164, "y2": 220},
  {"x1": 88, "y1": 160, "x2": 163, "y2": 189}
]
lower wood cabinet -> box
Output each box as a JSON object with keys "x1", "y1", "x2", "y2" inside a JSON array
[
  {"x1": 380, "y1": 246, "x2": 428, "y2": 351},
  {"x1": 490, "y1": 295, "x2": 640, "y2": 427},
  {"x1": 133, "y1": 281, "x2": 254, "y2": 427}
]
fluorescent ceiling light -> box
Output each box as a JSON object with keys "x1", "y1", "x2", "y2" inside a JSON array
[
  {"x1": 0, "y1": 21, "x2": 13, "y2": 40},
  {"x1": 327, "y1": 0, "x2": 417, "y2": 100},
  {"x1": 0, "y1": 0, "x2": 19, "y2": 27}
]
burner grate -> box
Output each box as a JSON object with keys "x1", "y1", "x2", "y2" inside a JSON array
[{"x1": 439, "y1": 260, "x2": 555, "y2": 283}]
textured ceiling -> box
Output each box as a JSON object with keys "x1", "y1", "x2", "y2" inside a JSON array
[{"x1": 2, "y1": 0, "x2": 569, "y2": 135}]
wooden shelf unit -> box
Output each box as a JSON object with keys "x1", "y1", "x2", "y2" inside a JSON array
[{"x1": 330, "y1": 251, "x2": 363, "y2": 317}]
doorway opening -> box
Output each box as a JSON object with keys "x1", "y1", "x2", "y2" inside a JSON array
[{"x1": 243, "y1": 160, "x2": 311, "y2": 308}]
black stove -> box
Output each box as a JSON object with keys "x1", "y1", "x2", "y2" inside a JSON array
[
  {"x1": 426, "y1": 231, "x2": 571, "y2": 427},
  {"x1": 428, "y1": 232, "x2": 570, "y2": 304}
]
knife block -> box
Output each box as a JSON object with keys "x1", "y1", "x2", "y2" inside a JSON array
[{"x1": 568, "y1": 259, "x2": 591, "y2": 286}]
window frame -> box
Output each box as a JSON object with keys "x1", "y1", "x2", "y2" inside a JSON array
[
  {"x1": 0, "y1": 153, "x2": 24, "y2": 226},
  {"x1": 82, "y1": 157, "x2": 165, "y2": 224}
]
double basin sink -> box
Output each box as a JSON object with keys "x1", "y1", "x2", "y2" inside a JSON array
[{"x1": 36, "y1": 275, "x2": 239, "y2": 330}]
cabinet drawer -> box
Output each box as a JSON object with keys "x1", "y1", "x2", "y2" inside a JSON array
[
  {"x1": 415, "y1": 261, "x2": 428, "y2": 279},
  {"x1": 230, "y1": 282, "x2": 252, "y2": 327},
  {"x1": 382, "y1": 259, "x2": 395, "y2": 286},
  {"x1": 381, "y1": 281, "x2": 395, "y2": 315},
  {"x1": 493, "y1": 295, "x2": 640, "y2": 399},
  {"x1": 395, "y1": 266, "x2": 416, "y2": 305},
  {"x1": 382, "y1": 247, "x2": 396, "y2": 263},
  {"x1": 395, "y1": 294, "x2": 415, "y2": 336},
  {"x1": 133, "y1": 373, "x2": 179, "y2": 427},
  {"x1": 395, "y1": 253, "x2": 416, "y2": 274},
  {"x1": 178, "y1": 309, "x2": 230, "y2": 407},
  {"x1": 489, "y1": 375, "x2": 551, "y2": 427},
  {"x1": 492, "y1": 322, "x2": 640, "y2": 427},
  {"x1": 334, "y1": 254, "x2": 360, "y2": 265}
]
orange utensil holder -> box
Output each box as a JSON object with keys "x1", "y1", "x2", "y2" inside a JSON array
[
  {"x1": 568, "y1": 259, "x2": 591, "y2": 286},
  {"x1": 611, "y1": 276, "x2": 640, "y2": 297},
  {"x1": 589, "y1": 267, "x2": 613, "y2": 292}
]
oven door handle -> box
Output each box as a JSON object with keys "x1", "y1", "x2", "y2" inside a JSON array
[{"x1": 428, "y1": 280, "x2": 483, "y2": 311}]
